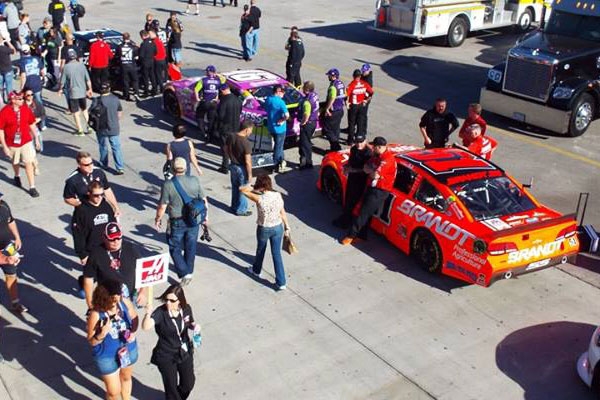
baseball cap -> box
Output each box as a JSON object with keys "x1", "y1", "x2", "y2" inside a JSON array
[
  {"x1": 352, "y1": 69, "x2": 362, "y2": 78},
  {"x1": 67, "y1": 48, "x2": 78, "y2": 59},
  {"x1": 326, "y1": 68, "x2": 339, "y2": 77},
  {"x1": 206, "y1": 65, "x2": 216, "y2": 73},
  {"x1": 173, "y1": 157, "x2": 187, "y2": 171},
  {"x1": 361, "y1": 63, "x2": 371, "y2": 73},
  {"x1": 8, "y1": 91, "x2": 22, "y2": 100},
  {"x1": 43, "y1": 16, "x2": 52, "y2": 23},
  {"x1": 21, "y1": 44, "x2": 30, "y2": 53},
  {"x1": 370, "y1": 136, "x2": 387, "y2": 146},
  {"x1": 353, "y1": 134, "x2": 366, "y2": 143},
  {"x1": 219, "y1": 83, "x2": 229, "y2": 91},
  {"x1": 104, "y1": 222, "x2": 123, "y2": 240}
]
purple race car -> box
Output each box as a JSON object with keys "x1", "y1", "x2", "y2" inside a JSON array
[{"x1": 162, "y1": 69, "x2": 320, "y2": 153}]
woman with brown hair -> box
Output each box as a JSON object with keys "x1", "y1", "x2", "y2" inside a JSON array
[
  {"x1": 86, "y1": 279, "x2": 139, "y2": 400},
  {"x1": 142, "y1": 284, "x2": 198, "y2": 400},
  {"x1": 241, "y1": 174, "x2": 290, "y2": 290}
]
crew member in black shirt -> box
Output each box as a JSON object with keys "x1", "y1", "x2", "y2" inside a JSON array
[
  {"x1": 83, "y1": 222, "x2": 148, "y2": 310},
  {"x1": 0, "y1": 39, "x2": 15, "y2": 103},
  {"x1": 48, "y1": 0, "x2": 66, "y2": 28},
  {"x1": 332, "y1": 134, "x2": 373, "y2": 229},
  {"x1": 216, "y1": 83, "x2": 242, "y2": 173},
  {"x1": 285, "y1": 26, "x2": 304, "y2": 87},
  {"x1": 117, "y1": 32, "x2": 140, "y2": 101},
  {"x1": 138, "y1": 30, "x2": 157, "y2": 97},
  {"x1": 72, "y1": 181, "x2": 117, "y2": 265},
  {"x1": 419, "y1": 98, "x2": 459, "y2": 148}
]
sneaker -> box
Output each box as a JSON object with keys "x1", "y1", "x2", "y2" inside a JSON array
[
  {"x1": 75, "y1": 130, "x2": 85, "y2": 137},
  {"x1": 115, "y1": 169, "x2": 125, "y2": 175},
  {"x1": 247, "y1": 266, "x2": 260, "y2": 277},
  {"x1": 11, "y1": 302, "x2": 28, "y2": 314},
  {"x1": 13, "y1": 176, "x2": 21, "y2": 188},
  {"x1": 29, "y1": 188, "x2": 40, "y2": 198},
  {"x1": 217, "y1": 166, "x2": 229, "y2": 174},
  {"x1": 340, "y1": 236, "x2": 355, "y2": 246},
  {"x1": 236, "y1": 210, "x2": 252, "y2": 217},
  {"x1": 180, "y1": 274, "x2": 193, "y2": 286},
  {"x1": 40, "y1": 126, "x2": 47, "y2": 132},
  {"x1": 277, "y1": 285, "x2": 286, "y2": 291}
]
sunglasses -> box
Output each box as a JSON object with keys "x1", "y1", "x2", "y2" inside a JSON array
[
  {"x1": 25, "y1": 94, "x2": 33, "y2": 97},
  {"x1": 165, "y1": 298, "x2": 179, "y2": 303},
  {"x1": 90, "y1": 193, "x2": 104, "y2": 197},
  {"x1": 79, "y1": 162, "x2": 93, "y2": 167},
  {"x1": 106, "y1": 237, "x2": 122, "y2": 242},
  {"x1": 12, "y1": 97, "x2": 23, "y2": 101}
]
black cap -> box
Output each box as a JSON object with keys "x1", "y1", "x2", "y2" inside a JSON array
[
  {"x1": 353, "y1": 134, "x2": 366, "y2": 143},
  {"x1": 353, "y1": 69, "x2": 362, "y2": 78},
  {"x1": 370, "y1": 136, "x2": 387, "y2": 146}
]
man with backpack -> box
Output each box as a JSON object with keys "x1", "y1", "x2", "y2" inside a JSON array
[
  {"x1": 90, "y1": 82, "x2": 124, "y2": 174},
  {"x1": 69, "y1": 0, "x2": 84, "y2": 32},
  {"x1": 154, "y1": 157, "x2": 208, "y2": 286},
  {"x1": 58, "y1": 48, "x2": 92, "y2": 135}
]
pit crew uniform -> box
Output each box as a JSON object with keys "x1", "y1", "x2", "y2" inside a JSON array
[
  {"x1": 88, "y1": 38, "x2": 114, "y2": 93},
  {"x1": 346, "y1": 79, "x2": 373, "y2": 143},
  {"x1": 323, "y1": 77, "x2": 345, "y2": 152},
  {"x1": 298, "y1": 90, "x2": 319, "y2": 168},
  {"x1": 195, "y1": 74, "x2": 226, "y2": 142},
  {"x1": 458, "y1": 114, "x2": 487, "y2": 143},
  {"x1": 466, "y1": 135, "x2": 498, "y2": 160},
  {"x1": 117, "y1": 39, "x2": 139, "y2": 101}
]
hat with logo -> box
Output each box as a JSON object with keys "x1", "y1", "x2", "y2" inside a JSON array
[
  {"x1": 67, "y1": 48, "x2": 78, "y2": 60},
  {"x1": 206, "y1": 65, "x2": 216, "y2": 73},
  {"x1": 173, "y1": 157, "x2": 187, "y2": 171},
  {"x1": 326, "y1": 68, "x2": 339, "y2": 77},
  {"x1": 104, "y1": 222, "x2": 123, "y2": 240},
  {"x1": 21, "y1": 44, "x2": 30, "y2": 53},
  {"x1": 370, "y1": 136, "x2": 387, "y2": 146},
  {"x1": 361, "y1": 63, "x2": 371, "y2": 73}
]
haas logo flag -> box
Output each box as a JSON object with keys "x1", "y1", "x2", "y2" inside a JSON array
[{"x1": 135, "y1": 253, "x2": 169, "y2": 288}]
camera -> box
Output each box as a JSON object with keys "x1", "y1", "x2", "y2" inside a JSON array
[{"x1": 200, "y1": 225, "x2": 212, "y2": 242}]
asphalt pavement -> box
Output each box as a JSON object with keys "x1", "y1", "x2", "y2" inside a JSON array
[{"x1": 0, "y1": 0, "x2": 599, "y2": 399}]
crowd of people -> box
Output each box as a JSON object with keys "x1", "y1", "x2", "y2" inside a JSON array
[{"x1": 0, "y1": 0, "x2": 502, "y2": 398}]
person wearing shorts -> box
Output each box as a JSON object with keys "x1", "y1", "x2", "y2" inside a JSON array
[
  {"x1": 0, "y1": 195, "x2": 27, "y2": 313},
  {"x1": 0, "y1": 91, "x2": 41, "y2": 197},
  {"x1": 59, "y1": 48, "x2": 93, "y2": 135},
  {"x1": 185, "y1": 0, "x2": 200, "y2": 15}
]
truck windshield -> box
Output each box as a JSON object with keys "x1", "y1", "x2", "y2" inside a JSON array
[
  {"x1": 545, "y1": 10, "x2": 600, "y2": 42},
  {"x1": 451, "y1": 176, "x2": 536, "y2": 221}
]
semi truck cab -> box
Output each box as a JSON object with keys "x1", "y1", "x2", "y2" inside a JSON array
[{"x1": 480, "y1": 0, "x2": 600, "y2": 136}]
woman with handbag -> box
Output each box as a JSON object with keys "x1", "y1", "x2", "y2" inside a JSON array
[
  {"x1": 164, "y1": 124, "x2": 202, "y2": 178},
  {"x1": 142, "y1": 284, "x2": 198, "y2": 400},
  {"x1": 86, "y1": 279, "x2": 139, "y2": 400},
  {"x1": 241, "y1": 174, "x2": 290, "y2": 290}
]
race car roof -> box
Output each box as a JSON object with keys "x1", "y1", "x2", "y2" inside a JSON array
[
  {"x1": 222, "y1": 69, "x2": 287, "y2": 86},
  {"x1": 398, "y1": 148, "x2": 503, "y2": 184},
  {"x1": 73, "y1": 29, "x2": 122, "y2": 42}
]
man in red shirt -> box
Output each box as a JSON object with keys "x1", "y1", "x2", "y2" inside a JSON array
[
  {"x1": 88, "y1": 32, "x2": 114, "y2": 93},
  {"x1": 149, "y1": 30, "x2": 167, "y2": 93},
  {"x1": 462, "y1": 124, "x2": 498, "y2": 160},
  {"x1": 346, "y1": 69, "x2": 374, "y2": 143},
  {"x1": 341, "y1": 136, "x2": 396, "y2": 245},
  {"x1": 0, "y1": 91, "x2": 41, "y2": 197},
  {"x1": 458, "y1": 103, "x2": 487, "y2": 144}
]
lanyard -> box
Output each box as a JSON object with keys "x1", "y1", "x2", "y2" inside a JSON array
[
  {"x1": 15, "y1": 108, "x2": 20, "y2": 134},
  {"x1": 107, "y1": 249, "x2": 122, "y2": 270},
  {"x1": 169, "y1": 309, "x2": 185, "y2": 344}
]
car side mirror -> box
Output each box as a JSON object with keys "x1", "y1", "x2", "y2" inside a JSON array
[{"x1": 522, "y1": 177, "x2": 534, "y2": 189}]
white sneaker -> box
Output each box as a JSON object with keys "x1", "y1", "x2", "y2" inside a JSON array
[{"x1": 277, "y1": 285, "x2": 286, "y2": 291}]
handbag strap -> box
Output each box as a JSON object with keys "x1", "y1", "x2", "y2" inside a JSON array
[{"x1": 172, "y1": 176, "x2": 192, "y2": 205}]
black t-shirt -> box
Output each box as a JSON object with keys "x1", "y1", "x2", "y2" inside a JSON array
[
  {"x1": 0, "y1": 45, "x2": 13, "y2": 73},
  {"x1": 227, "y1": 133, "x2": 251, "y2": 165},
  {"x1": 72, "y1": 199, "x2": 117, "y2": 259},
  {"x1": 63, "y1": 167, "x2": 110, "y2": 202},
  {"x1": 217, "y1": 93, "x2": 242, "y2": 135},
  {"x1": 84, "y1": 241, "x2": 140, "y2": 297},
  {"x1": 240, "y1": 15, "x2": 252, "y2": 36},
  {"x1": 348, "y1": 145, "x2": 373, "y2": 170},
  {"x1": 169, "y1": 32, "x2": 182, "y2": 49},
  {"x1": 0, "y1": 200, "x2": 15, "y2": 248},
  {"x1": 60, "y1": 44, "x2": 77, "y2": 61},
  {"x1": 249, "y1": 6, "x2": 261, "y2": 29},
  {"x1": 150, "y1": 304, "x2": 195, "y2": 363},
  {"x1": 419, "y1": 108, "x2": 459, "y2": 148}
]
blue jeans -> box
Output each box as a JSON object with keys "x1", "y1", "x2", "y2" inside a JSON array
[
  {"x1": 0, "y1": 71, "x2": 12, "y2": 103},
  {"x1": 167, "y1": 219, "x2": 200, "y2": 278},
  {"x1": 245, "y1": 29, "x2": 259, "y2": 58},
  {"x1": 272, "y1": 133, "x2": 285, "y2": 165},
  {"x1": 251, "y1": 223, "x2": 286, "y2": 287},
  {"x1": 171, "y1": 48, "x2": 182, "y2": 64},
  {"x1": 33, "y1": 91, "x2": 46, "y2": 129},
  {"x1": 240, "y1": 34, "x2": 249, "y2": 60},
  {"x1": 229, "y1": 164, "x2": 248, "y2": 215},
  {"x1": 97, "y1": 134, "x2": 124, "y2": 171}
]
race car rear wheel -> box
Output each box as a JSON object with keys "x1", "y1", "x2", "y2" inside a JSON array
[
  {"x1": 163, "y1": 90, "x2": 180, "y2": 118},
  {"x1": 411, "y1": 229, "x2": 443, "y2": 273},
  {"x1": 321, "y1": 167, "x2": 342, "y2": 205}
]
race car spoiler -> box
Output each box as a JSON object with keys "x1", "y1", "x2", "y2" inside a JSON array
[{"x1": 486, "y1": 213, "x2": 577, "y2": 240}]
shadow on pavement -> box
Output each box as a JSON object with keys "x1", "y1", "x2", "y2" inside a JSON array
[
  {"x1": 496, "y1": 321, "x2": 596, "y2": 400},
  {"x1": 186, "y1": 42, "x2": 243, "y2": 60}
]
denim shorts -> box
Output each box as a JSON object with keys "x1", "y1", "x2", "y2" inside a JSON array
[{"x1": 94, "y1": 342, "x2": 138, "y2": 375}]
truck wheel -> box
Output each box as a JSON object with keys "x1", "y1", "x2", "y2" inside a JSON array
[
  {"x1": 163, "y1": 90, "x2": 180, "y2": 118},
  {"x1": 321, "y1": 167, "x2": 342, "y2": 205},
  {"x1": 516, "y1": 9, "x2": 533, "y2": 32},
  {"x1": 447, "y1": 17, "x2": 468, "y2": 47},
  {"x1": 410, "y1": 229, "x2": 443, "y2": 273},
  {"x1": 568, "y1": 93, "x2": 595, "y2": 137}
]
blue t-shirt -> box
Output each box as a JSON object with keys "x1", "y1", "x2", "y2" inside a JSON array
[
  {"x1": 264, "y1": 95, "x2": 288, "y2": 135},
  {"x1": 19, "y1": 56, "x2": 43, "y2": 93}
]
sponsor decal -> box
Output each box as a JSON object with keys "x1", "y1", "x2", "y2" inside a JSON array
[
  {"x1": 568, "y1": 237, "x2": 578, "y2": 248},
  {"x1": 398, "y1": 199, "x2": 476, "y2": 245},
  {"x1": 452, "y1": 244, "x2": 486, "y2": 269},
  {"x1": 397, "y1": 224, "x2": 407, "y2": 238},
  {"x1": 507, "y1": 240, "x2": 563, "y2": 264},
  {"x1": 505, "y1": 214, "x2": 529, "y2": 222},
  {"x1": 482, "y1": 218, "x2": 512, "y2": 231},
  {"x1": 446, "y1": 261, "x2": 477, "y2": 283},
  {"x1": 525, "y1": 217, "x2": 539, "y2": 224},
  {"x1": 476, "y1": 273, "x2": 486, "y2": 286},
  {"x1": 525, "y1": 258, "x2": 551, "y2": 271},
  {"x1": 446, "y1": 196, "x2": 464, "y2": 220},
  {"x1": 93, "y1": 214, "x2": 110, "y2": 226},
  {"x1": 241, "y1": 111, "x2": 265, "y2": 126}
]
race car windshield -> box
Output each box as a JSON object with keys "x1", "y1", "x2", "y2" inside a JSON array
[
  {"x1": 250, "y1": 85, "x2": 302, "y2": 105},
  {"x1": 451, "y1": 176, "x2": 536, "y2": 221}
]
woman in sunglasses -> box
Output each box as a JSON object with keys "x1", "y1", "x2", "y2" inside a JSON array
[
  {"x1": 87, "y1": 279, "x2": 139, "y2": 400},
  {"x1": 142, "y1": 284, "x2": 198, "y2": 400}
]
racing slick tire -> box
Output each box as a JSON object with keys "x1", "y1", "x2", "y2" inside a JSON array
[
  {"x1": 321, "y1": 167, "x2": 343, "y2": 205},
  {"x1": 446, "y1": 17, "x2": 468, "y2": 47},
  {"x1": 567, "y1": 93, "x2": 595, "y2": 137},
  {"x1": 163, "y1": 90, "x2": 180, "y2": 118},
  {"x1": 516, "y1": 8, "x2": 533, "y2": 32},
  {"x1": 410, "y1": 229, "x2": 443, "y2": 274}
]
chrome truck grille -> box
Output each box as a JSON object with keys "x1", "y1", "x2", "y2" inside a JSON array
[{"x1": 502, "y1": 49, "x2": 555, "y2": 102}]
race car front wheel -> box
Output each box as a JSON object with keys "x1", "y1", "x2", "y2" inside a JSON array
[
  {"x1": 411, "y1": 229, "x2": 442, "y2": 274},
  {"x1": 321, "y1": 167, "x2": 342, "y2": 205},
  {"x1": 163, "y1": 90, "x2": 180, "y2": 118}
]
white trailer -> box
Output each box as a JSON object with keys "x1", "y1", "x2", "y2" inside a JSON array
[{"x1": 370, "y1": 0, "x2": 548, "y2": 46}]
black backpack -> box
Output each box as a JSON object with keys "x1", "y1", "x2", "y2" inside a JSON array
[
  {"x1": 88, "y1": 96, "x2": 109, "y2": 132},
  {"x1": 75, "y1": 4, "x2": 85, "y2": 18},
  {"x1": 172, "y1": 177, "x2": 207, "y2": 227}
]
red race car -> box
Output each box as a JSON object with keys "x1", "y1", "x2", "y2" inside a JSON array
[{"x1": 317, "y1": 145, "x2": 580, "y2": 286}]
